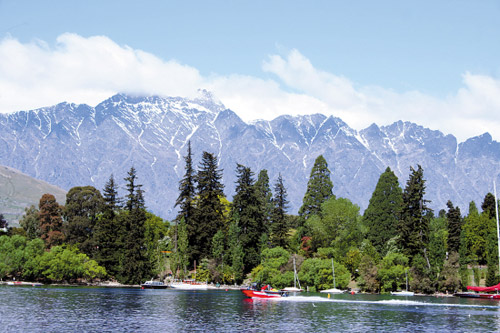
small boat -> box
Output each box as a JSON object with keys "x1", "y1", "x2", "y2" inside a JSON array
[
  {"x1": 454, "y1": 282, "x2": 500, "y2": 299},
  {"x1": 141, "y1": 280, "x2": 168, "y2": 289},
  {"x1": 241, "y1": 284, "x2": 288, "y2": 299},
  {"x1": 170, "y1": 279, "x2": 213, "y2": 290},
  {"x1": 320, "y1": 259, "x2": 345, "y2": 294},
  {"x1": 6, "y1": 281, "x2": 24, "y2": 286},
  {"x1": 391, "y1": 269, "x2": 414, "y2": 296},
  {"x1": 320, "y1": 288, "x2": 345, "y2": 294}
]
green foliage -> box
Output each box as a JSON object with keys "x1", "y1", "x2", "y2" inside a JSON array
[
  {"x1": 363, "y1": 167, "x2": 402, "y2": 255},
  {"x1": 0, "y1": 235, "x2": 105, "y2": 282},
  {"x1": 357, "y1": 255, "x2": 379, "y2": 292},
  {"x1": 251, "y1": 247, "x2": 290, "y2": 287},
  {"x1": 37, "y1": 245, "x2": 106, "y2": 282},
  {"x1": 377, "y1": 252, "x2": 410, "y2": 293},
  {"x1": 461, "y1": 207, "x2": 496, "y2": 264},
  {"x1": 192, "y1": 151, "x2": 226, "y2": 263},
  {"x1": 255, "y1": 169, "x2": 273, "y2": 233},
  {"x1": 299, "y1": 258, "x2": 350, "y2": 291},
  {"x1": 64, "y1": 186, "x2": 104, "y2": 256},
  {"x1": 446, "y1": 200, "x2": 462, "y2": 253},
  {"x1": 409, "y1": 254, "x2": 434, "y2": 293},
  {"x1": 428, "y1": 215, "x2": 448, "y2": 275},
  {"x1": 481, "y1": 192, "x2": 497, "y2": 220},
  {"x1": 299, "y1": 155, "x2": 334, "y2": 221},
  {"x1": 271, "y1": 173, "x2": 289, "y2": 248},
  {"x1": 438, "y1": 252, "x2": 461, "y2": 293},
  {"x1": 19, "y1": 205, "x2": 40, "y2": 240},
  {"x1": 398, "y1": 165, "x2": 432, "y2": 260},
  {"x1": 144, "y1": 212, "x2": 170, "y2": 274},
  {"x1": 231, "y1": 164, "x2": 265, "y2": 273},
  {"x1": 305, "y1": 197, "x2": 363, "y2": 259},
  {"x1": 227, "y1": 221, "x2": 244, "y2": 283}
]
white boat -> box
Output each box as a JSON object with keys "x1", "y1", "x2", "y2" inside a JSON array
[
  {"x1": 391, "y1": 269, "x2": 414, "y2": 296},
  {"x1": 141, "y1": 279, "x2": 168, "y2": 289},
  {"x1": 320, "y1": 288, "x2": 345, "y2": 294},
  {"x1": 320, "y1": 258, "x2": 345, "y2": 294},
  {"x1": 282, "y1": 257, "x2": 304, "y2": 292},
  {"x1": 170, "y1": 279, "x2": 215, "y2": 290}
]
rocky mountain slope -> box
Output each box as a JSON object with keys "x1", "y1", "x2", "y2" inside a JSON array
[{"x1": 0, "y1": 92, "x2": 498, "y2": 220}]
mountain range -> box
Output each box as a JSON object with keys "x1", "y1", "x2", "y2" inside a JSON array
[{"x1": 0, "y1": 91, "x2": 499, "y2": 220}]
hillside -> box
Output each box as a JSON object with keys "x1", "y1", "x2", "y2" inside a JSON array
[{"x1": 0, "y1": 165, "x2": 66, "y2": 225}]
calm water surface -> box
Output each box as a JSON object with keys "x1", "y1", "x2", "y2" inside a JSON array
[{"x1": 1, "y1": 286, "x2": 499, "y2": 332}]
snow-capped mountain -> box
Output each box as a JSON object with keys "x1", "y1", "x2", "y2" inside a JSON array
[{"x1": 0, "y1": 92, "x2": 498, "y2": 219}]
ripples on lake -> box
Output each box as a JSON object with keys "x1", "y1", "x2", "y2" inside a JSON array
[{"x1": 1, "y1": 286, "x2": 500, "y2": 332}]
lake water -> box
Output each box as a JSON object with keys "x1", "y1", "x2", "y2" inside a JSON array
[{"x1": 1, "y1": 286, "x2": 500, "y2": 332}]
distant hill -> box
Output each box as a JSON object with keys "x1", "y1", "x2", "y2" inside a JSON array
[{"x1": 0, "y1": 165, "x2": 66, "y2": 225}]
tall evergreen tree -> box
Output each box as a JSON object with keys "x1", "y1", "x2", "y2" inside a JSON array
[
  {"x1": 38, "y1": 193, "x2": 64, "y2": 248},
  {"x1": 119, "y1": 167, "x2": 150, "y2": 284},
  {"x1": 255, "y1": 169, "x2": 273, "y2": 234},
  {"x1": 299, "y1": 155, "x2": 334, "y2": 220},
  {"x1": 102, "y1": 174, "x2": 119, "y2": 214},
  {"x1": 398, "y1": 165, "x2": 432, "y2": 261},
  {"x1": 231, "y1": 164, "x2": 265, "y2": 273},
  {"x1": 446, "y1": 200, "x2": 462, "y2": 254},
  {"x1": 175, "y1": 141, "x2": 196, "y2": 260},
  {"x1": 363, "y1": 167, "x2": 402, "y2": 255},
  {"x1": 271, "y1": 173, "x2": 289, "y2": 248},
  {"x1": 192, "y1": 151, "x2": 225, "y2": 263},
  {"x1": 481, "y1": 192, "x2": 497, "y2": 220},
  {"x1": 94, "y1": 175, "x2": 121, "y2": 277}
]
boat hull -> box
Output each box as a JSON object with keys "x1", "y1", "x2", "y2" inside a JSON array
[
  {"x1": 241, "y1": 289, "x2": 284, "y2": 298},
  {"x1": 454, "y1": 292, "x2": 500, "y2": 299},
  {"x1": 391, "y1": 291, "x2": 415, "y2": 296}
]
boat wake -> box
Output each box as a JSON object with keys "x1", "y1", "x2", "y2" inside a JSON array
[{"x1": 269, "y1": 296, "x2": 500, "y2": 309}]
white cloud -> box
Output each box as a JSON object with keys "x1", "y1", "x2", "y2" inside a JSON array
[{"x1": 0, "y1": 34, "x2": 499, "y2": 143}]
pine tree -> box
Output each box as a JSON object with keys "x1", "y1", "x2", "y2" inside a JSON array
[
  {"x1": 94, "y1": 175, "x2": 121, "y2": 277},
  {"x1": 271, "y1": 173, "x2": 289, "y2": 248},
  {"x1": 481, "y1": 193, "x2": 497, "y2": 220},
  {"x1": 38, "y1": 193, "x2": 64, "y2": 248},
  {"x1": 231, "y1": 164, "x2": 265, "y2": 273},
  {"x1": 255, "y1": 169, "x2": 273, "y2": 234},
  {"x1": 398, "y1": 165, "x2": 432, "y2": 261},
  {"x1": 228, "y1": 221, "x2": 244, "y2": 283},
  {"x1": 175, "y1": 141, "x2": 196, "y2": 261},
  {"x1": 363, "y1": 167, "x2": 402, "y2": 255},
  {"x1": 299, "y1": 155, "x2": 334, "y2": 220},
  {"x1": 446, "y1": 200, "x2": 462, "y2": 254},
  {"x1": 119, "y1": 167, "x2": 151, "y2": 284},
  {"x1": 192, "y1": 151, "x2": 225, "y2": 263}
]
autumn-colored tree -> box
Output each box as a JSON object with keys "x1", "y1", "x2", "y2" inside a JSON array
[{"x1": 39, "y1": 194, "x2": 64, "y2": 248}]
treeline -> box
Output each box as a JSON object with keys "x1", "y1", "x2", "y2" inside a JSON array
[
  {"x1": 1, "y1": 142, "x2": 499, "y2": 293},
  {"x1": 0, "y1": 168, "x2": 169, "y2": 284}
]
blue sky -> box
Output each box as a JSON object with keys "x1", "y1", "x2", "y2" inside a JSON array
[{"x1": 1, "y1": 0, "x2": 500, "y2": 141}]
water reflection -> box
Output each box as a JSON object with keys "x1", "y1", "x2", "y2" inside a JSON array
[{"x1": 1, "y1": 287, "x2": 500, "y2": 332}]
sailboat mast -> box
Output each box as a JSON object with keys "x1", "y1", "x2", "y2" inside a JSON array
[
  {"x1": 332, "y1": 258, "x2": 336, "y2": 289},
  {"x1": 494, "y1": 180, "x2": 500, "y2": 277}
]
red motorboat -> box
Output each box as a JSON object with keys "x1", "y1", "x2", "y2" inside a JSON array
[
  {"x1": 454, "y1": 282, "x2": 500, "y2": 299},
  {"x1": 241, "y1": 284, "x2": 288, "y2": 299}
]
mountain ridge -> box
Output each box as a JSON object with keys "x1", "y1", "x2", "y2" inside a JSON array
[{"x1": 0, "y1": 93, "x2": 498, "y2": 220}]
